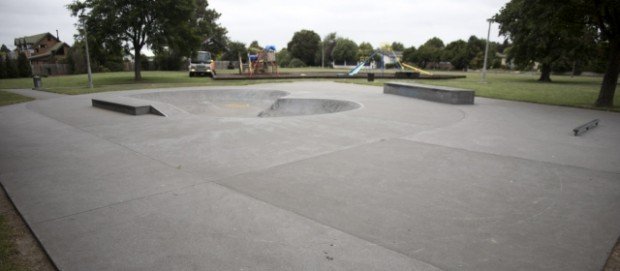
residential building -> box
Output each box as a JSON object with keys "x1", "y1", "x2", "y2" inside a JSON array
[{"x1": 14, "y1": 32, "x2": 71, "y2": 75}]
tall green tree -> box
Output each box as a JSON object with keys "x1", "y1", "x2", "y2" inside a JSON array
[
  {"x1": 332, "y1": 38, "x2": 358, "y2": 65},
  {"x1": 154, "y1": 48, "x2": 184, "y2": 71},
  {"x1": 287, "y1": 30, "x2": 321, "y2": 66},
  {"x1": 357, "y1": 42, "x2": 381, "y2": 63},
  {"x1": 466, "y1": 36, "x2": 486, "y2": 69},
  {"x1": 0, "y1": 57, "x2": 7, "y2": 79},
  {"x1": 195, "y1": 0, "x2": 228, "y2": 55},
  {"x1": 415, "y1": 37, "x2": 445, "y2": 68},
  {"x1": 442, "y1": 40, "x2": 469, "y2": 70},
  {"x1": 402, "y1": 46, "x2": 417, "y2": 64},
  {"x1": 391, "y1": 42, "x2": 405, "y2": 52},
  {"x1": 69, "y1": 0, "x2": 201, "y2": 81},
  {"x1": 357, "y1": 42, "x2": 374, "y2": 60},
  {"x1": 221, "y1": 41, "x2": 248, "y2": 62},
  {"x1": 276, "y1": 48, "x2": 292, "y2": 67},
  {"x1": 321, "y1": 32, "x2": 338, "y2": 67},
  {"x1": 495, "y1": 0, "x2": 592, "y2": 82},
  {"x1": 248, "y1": 41, "x2": 263, "y2": 51},
  {"x1": 17, "y1": 52, "x2": 31, "y2": 77},
  {"x1": 585, "y1": 0, "x2": 620, "y2": 107},
  {"x1": 5, "y1": 57, "x2": 18, "y2": 78}
]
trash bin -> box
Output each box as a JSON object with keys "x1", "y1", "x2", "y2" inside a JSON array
[
  {"x1": 367, "y1": 73, "x2": 375, "y2": 82},
  {"x1": 32, "y1": 76, "x2": 42, "y2": 90}
]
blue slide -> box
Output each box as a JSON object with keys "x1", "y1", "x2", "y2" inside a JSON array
[{"x1": 348, "y1": 51, "x2": 377, "y2": 76}]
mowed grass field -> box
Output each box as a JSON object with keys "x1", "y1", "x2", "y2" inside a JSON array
[
  {"x1": 0, "y1": 90, "x2": 34, "y2": 106},
  {"x1": 349, "y1": 70, "x2": 620, "y2": 111},
  {"x1": 0, "y1": 69, "x2": 618, "y2": 111}
]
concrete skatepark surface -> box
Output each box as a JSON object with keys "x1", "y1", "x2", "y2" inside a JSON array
[{"x1": 0, "y1": 81, "x2": 619, "y2": 270}]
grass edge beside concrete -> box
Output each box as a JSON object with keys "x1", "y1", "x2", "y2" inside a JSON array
[
  {"x1": 0, "y1": 91, "x2": 34, "y2": 107},
  {"x1": 0, "y1": 184, "x2": 56, "y2": 271}
]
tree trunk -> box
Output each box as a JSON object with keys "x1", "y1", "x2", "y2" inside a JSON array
[
  {"x1": 538, "y1": 63, "x2": 552, "y2": 82},
  {"x1": 595, "y1": 41, "x2": 620, "y2": 107},
  {"x1": 133, "y1": 45, "x2": 142, "y2": 81}
]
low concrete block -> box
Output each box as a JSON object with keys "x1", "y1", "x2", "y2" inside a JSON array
[
  {"x1": 92, "y1": 98, "x2": 165, "y2": 116},
  {"x1": 384, "y1": 82, "x2": 475, "y2": 104}
]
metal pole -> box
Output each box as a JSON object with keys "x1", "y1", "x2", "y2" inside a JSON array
[
  {"x1": 81, "y1": 16, "x2": 93, "y2": 88},
  {"x1": 321, "y1": 40, "x2": 324, "y2": 69},
  {"x1": 482, "y1": 18, "x2": 492, "y2": 82}
]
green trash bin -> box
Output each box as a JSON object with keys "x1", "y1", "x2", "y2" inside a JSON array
[{"x1": 367, "y1": 73, "x2": 375, "y2": 82}]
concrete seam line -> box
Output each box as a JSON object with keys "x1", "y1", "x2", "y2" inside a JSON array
[{"x1": 397, "y1": 137, "x2": 620, "y2": 175}]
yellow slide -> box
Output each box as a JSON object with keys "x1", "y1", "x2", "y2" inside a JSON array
[{"x1": 399, "y1": 62, "x2": 433, "y2": 76}]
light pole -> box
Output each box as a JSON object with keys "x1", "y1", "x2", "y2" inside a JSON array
[
  {"x1": 80, "y1": 14, "x2": 93, "y2": 88},
  {"x1": 322, "y1": 40, "x2": 325, "y2": 69},
  {"x1": 482, "y1": 18, "x2": 493, "y2": 83}
]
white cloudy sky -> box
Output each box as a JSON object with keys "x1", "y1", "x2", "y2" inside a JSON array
[{"x1": 0, "y1": 0, "x2": 509, "y2": 52}]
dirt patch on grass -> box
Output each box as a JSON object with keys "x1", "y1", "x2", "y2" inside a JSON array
[
  {"x1": 0, "y1": 185, "x2": 56, "y2": 271},
  {"x1": 605, "y1": 236, "x2": 620, "y2": 271}
]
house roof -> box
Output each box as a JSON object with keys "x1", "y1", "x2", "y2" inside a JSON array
[
  {"x1": 28, "y1": 42, "x2": 70, "y2": 61},
  {"x1": 14, "y1": 33, "x2": 57, "y2": 46},
  {"x1": 49, "y1": 42, "x2": 68, "y2": 52}
]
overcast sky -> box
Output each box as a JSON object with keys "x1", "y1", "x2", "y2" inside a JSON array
[{"x1": 1, "y1": 0, "x2": 509, "y2": 53}]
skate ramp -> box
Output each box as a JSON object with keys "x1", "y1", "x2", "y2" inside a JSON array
[
  {"x1": 132, "y1": 89, "x2": 360, "y2": 117},
  {"x1": 133, "y1": 89, "x2": 288, "y2": 117},
  {"x1": 258, "y1": 98, "x2": 361, "y2": 117}
]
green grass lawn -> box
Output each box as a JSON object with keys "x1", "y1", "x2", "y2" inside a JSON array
[
  {"x1": 346, "y1": 70, "x2": 620, "y2": 112},
  {"x1": 0, "y1": 71, "x2": 282, "y2": 95},
  {"x1": 0, "y1": 69, "x2": 618, "y2": 111},
  {"x1": 0, "y1": 91, "x2": 34, "y2": 106}
]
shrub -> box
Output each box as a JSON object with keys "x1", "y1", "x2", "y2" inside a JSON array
[{"x1": 287, "y1": 58, "x2": 306, "y2": 68}]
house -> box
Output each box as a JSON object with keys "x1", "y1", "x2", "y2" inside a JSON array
[
  {"x1": 14, "y1": 32, "x2": 71, "y2": 75},
  {"x1": 496, "y1": 52, "x2": 516, "y2": 70},
  {"x1": 380, "y1": 51, "x2": 403, "y2": 68}
]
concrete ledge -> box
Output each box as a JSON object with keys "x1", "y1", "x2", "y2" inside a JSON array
[
  {"x1": 92, "y1": 98, "x2": 166, "y2": 116},
  {"x1": 384, "y1": 82, "x2": 475, "y2": 104}
]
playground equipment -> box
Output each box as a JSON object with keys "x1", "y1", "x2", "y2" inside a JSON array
[
  {"x1": 348, "y1": 50, "x2": 433, "y2": 76},
  {"x1": 348, "y1": 51, "x2": 378, "y2": 76},
  {"x1": 399, "y1": 62, "x2": 433, "y2": 76},
  {"x1": 247, "y1": 45, "x2": 278, "y2": 77}
]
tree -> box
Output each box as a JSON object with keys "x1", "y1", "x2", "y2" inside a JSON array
[
  {"x1": 495, "y1": 0, "x2": 592, "y2": 82},
  {"x1": 585, "y1": 0, "x2": 620, "y2": 107},
  {"x1": 442, "y1": 40, "x2": 468, "y2": 70},
  {"x1": 332, "y1": 38, "x2": 358, "y2": 65},
  {"x1": 415, "y1": 37, "x2": 445, "y2": 68},
  {"x1": 0, "y1": 57, "x2": 7, "y2": 79},
  {"x1": 287, "y1": 29, "x2": 321, "y2": 66},
  {"x1": 322, "y1": 32, "x2": 338, "y2": 67},
  {"x1": 154, "y1": 48, "x2": 184, "y2": 71},
  {"x1": 357, "y1": 42, "x2": 380, "y2": 63},
  {"x1": 466, "y1": 36, "x2": 486, "y2": 69},
  {"x1": 248, "y1": 41, "x2": 262, "y2": 51},
  {"x1": 5, "y1": 57, "x2": 18, "y2": 78},
  {"x1": 276, "y1": 48, "x2": 292, "y2": 67},
  {"x1": 17, "y1": 52, "x2": 31, "y2": 77},
  {"x1": 194, "y1": 0, "x2": 228, "y2": 55},
  {"x1": 402, "y1": 46, "x2": 417, "y2": 64},
  {"x1": 69, "y1": 0, "x2": 201, "y2": 81},
  {"x1": 222, "y1": 41, "x2": 248, "y2": 62},
  {"x1": 391, "y1": 42, "x2": 405, "y2": 52},
  {"x1": 357, "y1": 42, "x2": 374, "y2": 60}
]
